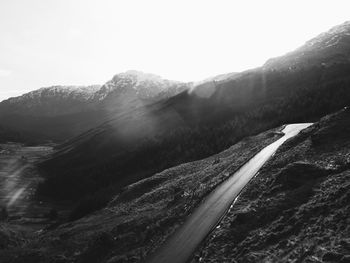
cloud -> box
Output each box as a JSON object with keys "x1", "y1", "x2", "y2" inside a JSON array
[
  {"x1": 0, "y1": 69, "x2": 12, "y2": 77},
  {"x1": 68, "y1": 28, "x2": 83, "y2": 39}
]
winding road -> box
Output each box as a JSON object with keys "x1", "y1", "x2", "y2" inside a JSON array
[{"x1": 147, "y1": 123, "x2": 313, "y2": 263}]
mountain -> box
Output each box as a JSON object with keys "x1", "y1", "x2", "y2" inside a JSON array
[
  {"x1": 0, "y1": 71, "x2": 188, "y2": 142},
  {"x1": 0, "y1": 85, "x2": 103, "y2": 143},
  {"x1": 38, "y1": 21, "x2": 350, "y2": 210},
  {"x1": 90, "y1": 70, "x2": 188, "y2": 114},
  {"x1": 0, "y1": 85, "x2": 100, "y2": 117}
]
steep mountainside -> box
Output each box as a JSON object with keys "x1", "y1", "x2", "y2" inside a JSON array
[
  {"x1": 39, "y1": 21, "x2": 350, "y2": 208},
  {"x1": 0, "y1": 71, "x2": 188, "y2": 142}
]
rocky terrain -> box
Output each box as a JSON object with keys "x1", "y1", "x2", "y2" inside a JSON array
[{"x1": 192, "y1": 108, "x2": 350, "y2": 263}]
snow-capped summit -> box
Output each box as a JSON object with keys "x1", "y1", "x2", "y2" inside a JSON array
[{"x1": 93, "y1": 70, "x2": 186, "y2": 101}]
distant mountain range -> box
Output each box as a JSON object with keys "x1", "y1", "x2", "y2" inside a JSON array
[
  {"x1": 0, "y1": 71, "x2": 189, "y2": 142},
  {"x1": 37, "y1": 21, "x2": 350, "y2": 206}
]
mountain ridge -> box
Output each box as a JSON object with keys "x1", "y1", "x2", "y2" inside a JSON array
[{"x1": 0, "y1": 70, "x2": 190, "y2": 142}]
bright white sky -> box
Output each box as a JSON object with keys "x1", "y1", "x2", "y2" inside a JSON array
[{"x1": 0, "y1": 0, "x2": 349, "y2": 101}]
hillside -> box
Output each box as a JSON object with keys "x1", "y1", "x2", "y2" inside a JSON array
[
  {"x1": 0, "y1": 126, "x2": 22, "y2": 143},
  {"x1": 38, "y1": 21, "x2": 350, "y2": 210},
  {"x1": 0, "y1": 120, "x2": 284, "y2": 262},
  {"x1": 0, "y1": 85, "x2": 100, "y2": 117},
  {"x1": 193, "y1": 107, "x2": 350, "y2": 263},
  {"x1": 0, "y1": 85, "x2": 101, "y2": 143},
  {"x1": 1, "y1": 108, "x2": 349, "y2": 263}
]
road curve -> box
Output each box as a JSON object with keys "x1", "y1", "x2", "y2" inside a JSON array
[{"x1": 146, "y1": 123, "x2": 313, "y2": 263}]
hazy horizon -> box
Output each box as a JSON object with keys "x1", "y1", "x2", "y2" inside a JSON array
[{"x1": 0, "y1": 0, "x2": 349, "y2": 101}]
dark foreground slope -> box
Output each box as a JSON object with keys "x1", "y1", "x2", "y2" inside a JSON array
[
  {"x1": 39, "y1": 21, "x2": 350, "y2": 209},
  {"x1": 0, "y1": 125, "x2": 284, "y2": 263},
  {"x1": 193, "y1": 108, "x2": 350, "y2": 263}
]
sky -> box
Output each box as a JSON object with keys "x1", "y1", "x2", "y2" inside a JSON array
[{"x1": 0, "y1": 0, "x2": 349, "y2": 101}]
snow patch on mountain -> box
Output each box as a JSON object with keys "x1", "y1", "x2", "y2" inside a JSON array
[{"x1": 93, "y1": 70, "x2": 187, "y2": 101}]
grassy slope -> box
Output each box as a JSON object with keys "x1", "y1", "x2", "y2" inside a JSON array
[
  {"x1": 0, "y1": 126, "x2": 283, "y2": 263},
  {"x1": 192, "y1": 108, "x2": 350, "y2": 263}
]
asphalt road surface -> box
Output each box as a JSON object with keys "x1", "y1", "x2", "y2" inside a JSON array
[{"x1": 147, "y1": 123, "x2": 313, "y2": 263}]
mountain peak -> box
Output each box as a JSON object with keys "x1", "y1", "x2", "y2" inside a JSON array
[
  {"x1": 113, "y1": 70, "x2": 174, "y2": 84},
  {"x1": 95, "y1": 70, "x2": 186, "y2": 101}
]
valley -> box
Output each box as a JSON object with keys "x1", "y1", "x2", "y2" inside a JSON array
[
  {"x1": 0, "y1": 143, "x2": 68, "y2": 228},
  {"x1": 0, "y1": 19, "x2": 349, "y2": 263}
]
